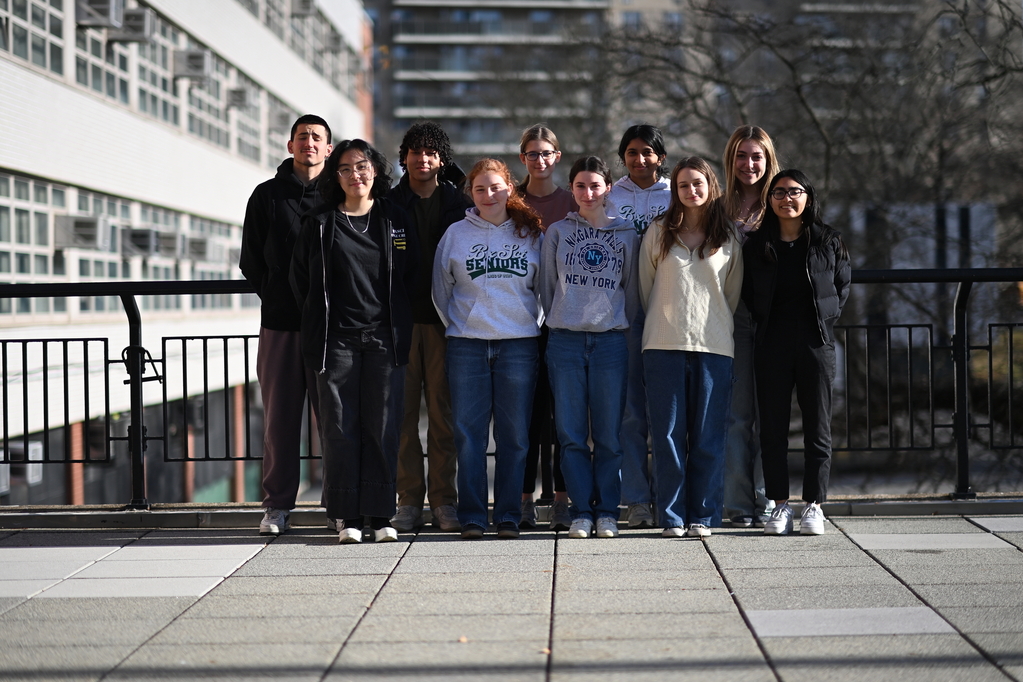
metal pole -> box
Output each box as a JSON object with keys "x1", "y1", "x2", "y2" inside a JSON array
[
  {"x1": 121, "y1": 294, "x2": 150, "y2": 510},
  {"x1": 951, "y1": 281, "x2": 976, "y2": 500}
]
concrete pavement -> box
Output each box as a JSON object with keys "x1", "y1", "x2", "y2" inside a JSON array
[{"x1": 1, "y1": 512, "x2": 1022, "y2": 681}]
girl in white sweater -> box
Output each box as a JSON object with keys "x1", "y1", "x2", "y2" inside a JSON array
[{"x1": 639, "y1": 157, "x2": 742, "y2": 538}]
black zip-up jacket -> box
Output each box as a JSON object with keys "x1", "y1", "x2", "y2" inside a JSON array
[
  {"x1": 239, "y1": 159, "x2": 321, "y2": 331},
  {"x1": 289, "y1": 197, "x2": 419, "y2": 370},
  {"x1": 387, "y1": 175, "x2": 472, "y2": 324},
  {"x1": 741, "y1": 222, "x2": 851, "y2": 346}
]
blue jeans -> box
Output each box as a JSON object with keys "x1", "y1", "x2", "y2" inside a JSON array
[
  {"x1": 643, "y1": 350, "x2": 732, "y2": 529},
  {"x1": 620, "y1": 312, "x2": 653, "y2": 506},
  {"x1": 446, "y1": 337, "x2": 538, "y2": 528},
  {"x1": 546, "y1": 329, "x2": 627, "y2": 522},
  {"x1": 723, "y1": 301, "x2": 771, "y2": 519}
]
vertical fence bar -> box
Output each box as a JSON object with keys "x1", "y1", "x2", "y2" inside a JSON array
[
  {"x1": 951, "y1": 281, "x2": 976, "y2": 500},
  {"x1": 63, "y1": 341, "x2": 71, "y2": 461},
  {"x1": 41, "y1": 342, "x2": 49, "y2": 461},
  {"x1": 202, "y1": 338, "x2": 210, "y2": 459},
  {"x1": 244, "y1": 338, "x2": 252, "y2": 459},
  {"x1": 2, "y1": 342, "x2": 7, "y2": 462},
  {"x1": 21, "y1": 344, "x2": 29, "y2": 461},
  {"x1": 120, "y1": 294, "x2": 149, "y2": 509},
  {"x1": 223, "y1": 337, "x2": 230, "y2": 461},
  {"x1": 1008, "y1": 327, "x2": 1016, "y2": 448},
  {"x1": 83, "y1": 341, "x2": 91, "y2": 463}
]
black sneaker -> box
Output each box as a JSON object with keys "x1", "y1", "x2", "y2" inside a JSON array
[
  {"x1": 496, "y1": 521, "x2": 520, "y2": 539},
  {"x1": 461, "y1": 524, "x2": 485, "y2": 540}
]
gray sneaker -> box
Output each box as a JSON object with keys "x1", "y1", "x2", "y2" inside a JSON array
[
  {"x1": 595, "y1": 517, "x2": 619, "y2": 538},
  {"x1": 391, "y1": 505, "x2": 424, "y2": 533},
  {"x1": 627, "y1": 503, "x2": 655, "y2": 529},
  {"x1": 259, "y1": 508, "x2": 289, "y2": 536},
  {"x1": 764, "y1": 502, "x2": 794, "y2": 535},
  {"x1": 519, "y1": 499, "x2": 538, "y2": 529},
  {"x1": 431, "y1": 504, "x2": 461, "y2": 532},
  {"x1": 549, "y1": 500, "x2": 572, "y2": 531}
]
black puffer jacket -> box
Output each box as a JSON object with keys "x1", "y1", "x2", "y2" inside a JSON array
[
  {"x1": 289, "y1": 197, "x2": 419, "y2": 370},
  {"x1": 741, "y1": 222, "x2": 851, "y2": 346},
  {"x1": 239, "y1": 159, "x2": 321, "y2": 331},
  {"x1": 387, "y1": 175, "x2": 472, "y2": 324}
]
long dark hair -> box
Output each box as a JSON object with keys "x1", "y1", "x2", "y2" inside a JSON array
[
  {"x1": 657, "y1": 157, "x2": 732, "y2": 261},
  {"x1": 616, "y1": 124, "x2": 667, "y2": 179},
  {"x1": 318, "y1": 139, "x2": 392, "y2": 207},
  {"x1": 568, "y1": 156, "x2": 613, "y2": 187},
  {"x1": 759, "y1": 169, "x2": 848, "y2": 262}
]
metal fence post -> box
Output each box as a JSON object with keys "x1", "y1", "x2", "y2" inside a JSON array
[
  {"x1": 121, "y1": 295, "x2": 150, "y2": 510},
  {"x1": 951, "y1": 281, "x2": 977, "y2": 500}
]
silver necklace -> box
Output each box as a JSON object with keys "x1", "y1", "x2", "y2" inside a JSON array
[{"x1": 342, "y1": 205, "x2": 371, "y2": 234}]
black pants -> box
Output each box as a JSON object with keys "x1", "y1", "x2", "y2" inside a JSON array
[
  {"x1": 523, "y1": 325, "x2": 565, "y2": 496},
  {"x1": 317, "y1": 328, "x2": 405, "y2": 520},
  {"x1": 754, "y1": 317, "x2": 835, "y2": 503}
]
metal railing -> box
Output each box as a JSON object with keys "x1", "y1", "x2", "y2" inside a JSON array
[{"x1": 1, "y1": 269, "x2": 1021, "y2": 507}]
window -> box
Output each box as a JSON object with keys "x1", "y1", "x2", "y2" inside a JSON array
[
  {"x1": 138, "y1": 23, "x2": 179, "y2": 124},
  {"x1": 78, "y1": 258, "x2": 89, "y2": 276},
  {"x1": 15, "y1": 209, "x2": 30, "y2": 243},
  {"x1": 1, "y1": 0, "x2": 64, "y2": 73},
  {"x1": 34, "y1": 254, "x2": 47, "y2": 274},
  {"x1": 16, "y1": 252, "x2": 30, "y2": 273},
  {"x1": 0, "y1": 207, "x2": 9, "y2": 241},
  {"x1": 0, "y1": 252, "x2": 10, "y2": 272},
  {"x1": 51, "y1": 187, "x2": 65, "y2": 207},
  {"x1": 107, "y1": 261, "x2": 116, "y2": 278},
  {"x1": 74, "y1": 25, "x2": 129, "y2": 104},
  {"x1": 14, "y1": 178, "x2": 29, "y2": 200},
  {"x1": 53, "y1": 250, "x2": 64, "y2": 275},
  {"x1": 34, "y1": 212, "x2": 47, "y2": 245},
  {"x1": 0, "y1": 177, "x2": 8, "y2": 197}
]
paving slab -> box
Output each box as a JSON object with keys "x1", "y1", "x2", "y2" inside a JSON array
[
  {"x1": 0, "y1": 644, "x2": 136, "y2": 677},
  {"x1": 112, "y1": 642, "x2": 341, "y2": 674},
  {"x1": 0, "y1": 579, "x2": 61, "y2": 597},
  {"x1": 0, "y1": 617, "x2": 169, "y2": 646},
  {"x1": 969, "y1": 517, "x2": 1023, "y2": 532},
  {"x1": 38, "y1": 576, "x2": 225, "y2": 598},
  {"x1": 708, "y1": 547, "x2": 875, "y2": 569},
  {"x1": 553, "y1": 588, "x2": 734, "y2": 615},
  {"x1": 103, "y1": 544, "x2": 265, "y2": 561},
  {"x1": 392, "y1": 554, "x2": 553, "y2": 574},
  {"x1": 0, "y1": 531, "x2": 144, "y2": 546},
  {"x1": 995, "y1": 531, "x2": 1023, "y2": 550},
  {"x1": 748, "y1": 606, "x2": 954, "y2": 637},
  {"x1": 232, "y1": 557, "x2": 399, "y2": 576},
  {"x1": 208, "y1": 574, "x2": 387, "y2": 596},
  {"x1": 553, "y1": 611, "x2": 750, "y2": 640},
  {"x1": 709, "y1": 533, "x2": 857, "y2": 550},
  {"x1": 402, "y1": 536, "x2": 555, "y2": 556},
  {"x1": 0, "y1": 596, "x2": 26, "y2": 615},
  {"x1": 72, "y1": 558, "x2": 249, "y2": 579},
  {"x1": 939, "y1": 607, "x2": 1023, "y2": 633},
  {"x1": 1, "y1": 597, "x2": 196, "y2": 621},
  {"x1": 181, "y1": 593, "x2": 372, "y2": 618},
  {"x1": 555, "y1": 552, "x2": 713, "y2": 572},
  {"x1": 971, "y1": 633, "x2": 1023, "y2": 666},
  {"x1": 723, "y1": 565, "x2": 899, "y2": 589},
  {"x1": 147, "y1": 614, "x2": 363, "y2": 644},
  {"x1": 732, "y1": 584, "x2": 922, "y2": 611},
  {"x1": 0, "y1": 546, "x2": 120, "y2": 562},
  {"x1": 134, "y1": 530, "x2": 272, "y2": 545},
  {"x1": 551, "y1": 670, "x2": 775, "y2": 682},
  {"x1": 1, "y1": 560, "x2": 98, "y2": 581},
  {"x1": 383, "y1": 571, "x2": 552, "y2": 593},
  {"x1": 886, "y1": 563, "x2": 1023, "y2": 585},
  {"x1": 550, "y1": 636, "x2": 767, "y2": 675},
  {"x1": 555, "y1": 535, "x2": 704, "y2": 554},
  {"x1": 331, "y1": 641, "x2": 548, "y2": 679},
  {"x1": 830, "y1": 517, "x2": 984, "y2": 534},
  {"x1": 370, "y1": 588, "x2": 551, "y2": 616},
  {"x1": 912, "y1": 583, "x2": 1023, "y2": 608},
  {"x1": 349, "y1": 613, "x2": 550, "y2": 643},
  {"x1": 555, "y1": 568, "x2": 723, "y2": 592},
  {"x1": 850, "y1": 533, "x2": 1014, "y2": 550},
  {"x1": 868, "y1": 547, "x2": 1023, "y2": 566}
]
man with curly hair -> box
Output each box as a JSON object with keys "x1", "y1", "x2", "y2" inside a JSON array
[{"x1": 388, "y1": 121, "x2": 471, "y2": 533}]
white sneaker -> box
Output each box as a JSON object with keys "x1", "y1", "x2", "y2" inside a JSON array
[
  {"x1": 391, "y1": 505, "x2": 424, "y2": 532},
  {"x1": 800, "y1": 503, "x2": 825, "y2": 535},
  {"x1": 764, "y1": 503, "x2": 794, "y2": 535},
  {"x1": 627, "y1": 503, "x2": 655, "y2": 529},
  {"x1": 662, "y1": 527, "x2": 685, "y2": 538},
  {"x1": 431, "y1": 504, "x2": 461, "y2": 532},
  {"x1": 595, "y1": 517, "x2": 619, "y2": 538},
  {"x1": 374, "y1": 526, "x2": 398, "y2": 543},
  {"x1": 567, "y1": 518, "x2": 593, "y2": 538},
  {"x1": 338, "y1": 526, "x2": 363, "y2": 544},
  {"x1": 259, "y1": 508, "x2": 289, "y2": 536},
  {"x1": 687, "y1": 523, "x2": 711, "y2": 538}
]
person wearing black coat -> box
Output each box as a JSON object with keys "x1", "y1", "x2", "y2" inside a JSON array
[
  {"x1": 290, "y1": 139, "x2": 418, "y2": 544},
  {"x1": 741, "y1": 169, "x2": 850, "y2": 537}
]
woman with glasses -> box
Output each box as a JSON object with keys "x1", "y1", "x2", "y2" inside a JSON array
[
  {"x1": 516, "y1": 124, "x2": 577, "y2": 531},
  {"x1": 290, "y1": 139, "x2": 417, "y2": 544},
  {"x1": 721, "y1": 126, "x2": 780, "y2": 529},
  {"x1": 433, "y1": 158, "x2": 544, "y2": 539},
  {"x1": 742, "y1": 170, "x2": 850, "y2": 536},
  {"x1": 610, "y1": 124, "x2": 672, "y2": 531},
  {"x1": 640, "y1": 157, "x2": 742, "y2": 538}
]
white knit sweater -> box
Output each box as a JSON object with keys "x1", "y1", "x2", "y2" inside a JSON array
[{"x1": 638, "y1": 218, "x2": 743, "y2": 357}]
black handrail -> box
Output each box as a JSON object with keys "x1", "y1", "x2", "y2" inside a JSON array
[{"x1": 3, "y1": 268, "x2": 1022, "y2": 505}]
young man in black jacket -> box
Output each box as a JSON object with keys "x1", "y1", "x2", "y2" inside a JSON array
[
  {"x1": 239, "y1": 114, "x2": 332, "y2": 535},
  {"x1": 387, "y1": 122, "x2": 471, "y2": 533}
]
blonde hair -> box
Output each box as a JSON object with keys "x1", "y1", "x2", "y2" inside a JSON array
[
  {"x1": 466, "y1": 158, "x2": 543, "y2": 240},
  {"x1": 722, "y1": 125, "x2": 780, "y2": 226}
]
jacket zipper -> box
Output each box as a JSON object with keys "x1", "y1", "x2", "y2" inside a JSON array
[{"x1": 319, "y1": 217, "x2": 329, "y2": 373}]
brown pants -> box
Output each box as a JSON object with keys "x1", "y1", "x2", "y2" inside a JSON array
[
  {"x1": 257, "y1": 327, "x2": 320, "y2": 510},
  {"x1": 397, "y1": 323, "x2": 457, "y2": 509}
]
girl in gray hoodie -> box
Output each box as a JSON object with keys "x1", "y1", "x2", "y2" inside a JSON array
[{"x1": 540, "y1": 157, "x2": 640, "y2": 539}]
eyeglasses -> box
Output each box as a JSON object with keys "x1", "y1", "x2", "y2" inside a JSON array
[
  {"x1": 523, "y1": 151, "x2": 557, "y2": 161},
  {"x1": 338, "y1": 163, "x2": 374, "y2": 179},
  {"x1": 769, "y1": 188, "x2": 807, "y2": 200}
]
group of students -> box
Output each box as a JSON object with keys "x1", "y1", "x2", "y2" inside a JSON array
[{"x1": 242, "y1": 115, "x2": 850, "y2": 544}]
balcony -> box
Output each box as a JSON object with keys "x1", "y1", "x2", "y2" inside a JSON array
[{"x1": 393, "y1": 19, "x2": 600, "y2": 44}]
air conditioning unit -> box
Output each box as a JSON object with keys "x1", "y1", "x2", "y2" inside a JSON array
[
  {"x1": 127, "y1": 228, "x2": 182, "y2": 257},
  {"x1": 187, "y1": 238, "x2": 208, "y2": 261},
  {"x1": 226, "y1": 88, "x2": 251, "y2": 109},
  {"x1": 173, "y1": 49, "x2": 212, "y2": 80},
  {"x1": 76, "y1": 0, "x2": 124, "y2": 28},
  {"x1": 56, "y1": 215, "x2": 114, "y2": 252},
  {"x1": 108, "y1": 8, "x2": 155, "y2": 42},
  {"x1": 7, "y1": 441, "x2": 43, "y2": 487},
  {"x1": 270, "y1": 110, "x2": 293, "y2": 132},
  {"x1": 291, "y1": 0, "x2": 317, "y2": 17},
  {"x1": 324, "y1": 32, "x2": 343, "y2": 54}
]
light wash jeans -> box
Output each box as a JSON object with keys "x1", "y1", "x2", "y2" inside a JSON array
[
  {"x1": 546, "y1": 329, "x2": 627, "y2": 522},
  {"x1": 446, "y1": 337, "x2": 538, "y2": 529}
]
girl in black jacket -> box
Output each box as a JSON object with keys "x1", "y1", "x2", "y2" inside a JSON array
[
  {"x1": 741, "y1": 170, "x2": 850, "y2": 536},
  {"x1": 290, "y1": 139, "x2": 417, "y2": 544}
]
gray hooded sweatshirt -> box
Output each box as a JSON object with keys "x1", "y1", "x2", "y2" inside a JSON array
[
  {"x1": 540, "y1": 212, "x2": 640, "y2": 333},
  {"x1": 432, "y1": 208, "x2": 542, "y2": 339}
]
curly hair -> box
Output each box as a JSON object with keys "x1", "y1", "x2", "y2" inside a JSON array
[
  {"x1": 466, "y1": 158, "x2": 542, "y2": 241},
  {"x1": 318, "y1": 139, "x2": 393, "y2": 207},
  {"x1": 398, "y1": 121, "x2": 454, "y2": 171},
  {"x1": 658, "y1": 157, "x2": 732, "y2": 261}
]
